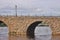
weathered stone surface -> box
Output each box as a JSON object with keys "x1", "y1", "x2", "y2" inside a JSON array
[{"x1": 0, "y1": 16, "x2": 60, "y2": 35}]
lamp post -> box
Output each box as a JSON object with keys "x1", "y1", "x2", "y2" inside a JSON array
[{"x1": 15, "y1": 5, "x2": 17, "y2": 17}]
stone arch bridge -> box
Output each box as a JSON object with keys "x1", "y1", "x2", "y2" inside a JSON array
[{"x1": 0, "y1": 16, "x2": 60, "y2": 35}]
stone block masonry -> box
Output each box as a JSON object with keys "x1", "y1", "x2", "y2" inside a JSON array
[{"x1": 0, "y1": 16, "x2": 60, "y2": 35}]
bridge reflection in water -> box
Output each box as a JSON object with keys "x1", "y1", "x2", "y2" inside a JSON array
[
  {"x1": 0, "y1": 27, "x2": 60, "y2": 40},
  {"x1": 0, "y1": 34, "x2": 60, "y2": 40}
]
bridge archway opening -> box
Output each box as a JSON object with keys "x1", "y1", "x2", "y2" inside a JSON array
[
  {"x1": 27, "y1": 21, "x2": 52, "y2": 38},
  {"x1": 26, "y1": 21, "x2": 42, "y2": 38},
  {"x1": 0, "y1": 21, "x2": 9, "y2": 35},
  {"x1": 34, "y1": 24, "x2": 52, "y2": 35}
]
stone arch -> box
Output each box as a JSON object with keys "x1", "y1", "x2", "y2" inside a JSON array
[
  {"x1": 26, "y1": 21, "x2": 52, "y2": 38},
  {"x1": 0, "y1": 20, "x2": 9, "y2": 34},
  {"x1": 0, "y1": 21, "x2": 7, "y2": 27},
  {"x1": 26, "y1": 21, "x2": 42, "y2": 38},
  {"x1": 0, "y1": 20, "x2": 9, "y2": 27}
]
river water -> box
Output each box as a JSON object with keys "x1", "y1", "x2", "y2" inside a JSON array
[
  {"x1": 0, "y1": 34, "x2": 60, "y2": 40},
  {"x1": 0, "y1": 27, "x2": 60, "y2": 40}
]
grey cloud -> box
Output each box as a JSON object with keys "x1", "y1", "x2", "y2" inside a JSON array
[{"x1": 0, "y1": 0, "x2": 60, "y2": 16}]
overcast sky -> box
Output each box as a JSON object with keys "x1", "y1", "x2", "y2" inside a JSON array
[{"x1": 0, "y1": 0, "x2": 60, "y2": 16}]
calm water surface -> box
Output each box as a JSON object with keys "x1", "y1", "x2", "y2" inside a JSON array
[
  {"x1": 0, "y1": 34, "x2": 60, "y2": 40},
  {"x1": 0, "y1": 27, "x2": 60, "y2": 40}
]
